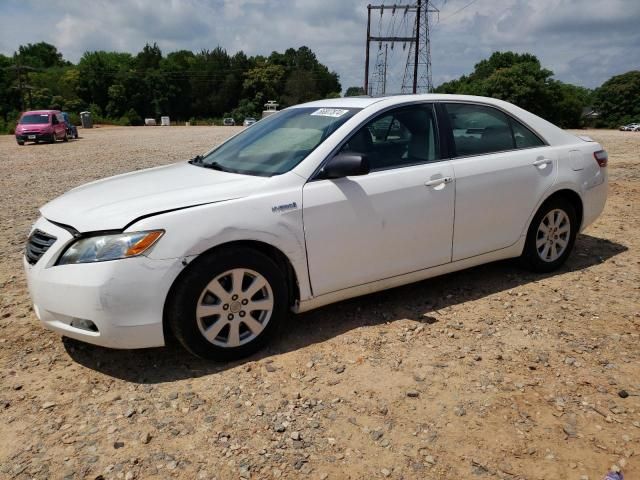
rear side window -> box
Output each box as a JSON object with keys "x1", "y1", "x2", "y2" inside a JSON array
[
  {"x1": 511, "y1": 118, "x2": 545, "y2": 148},
  {"x1": 444, "y1": 103, "x2": 544, "y2": 157}
]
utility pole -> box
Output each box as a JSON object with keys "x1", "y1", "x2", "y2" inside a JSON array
[
  {"x1": 364, "y1": 4, "x2": 371, "y2": 95},
  {"x1": 412, "y1": 2, "x2": 421, "y2": 94},
  {"x1": 4, "y1": 55, "x2": 36, "y2": 111}
]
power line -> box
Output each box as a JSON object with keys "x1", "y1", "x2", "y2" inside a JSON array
[{"x1": 439, "y1": 0, "x2": 480, "y2": 22}]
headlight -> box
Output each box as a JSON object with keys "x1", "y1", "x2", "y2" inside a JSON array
[{"x1": 57, "y1": 230, "x2": 164, "y2": 265}]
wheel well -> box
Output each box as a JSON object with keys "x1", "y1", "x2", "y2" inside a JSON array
[
  {"x1": 169, "y1": 240, "x2": 300, "y2": 306},
  {"x1": 162, "y1": 240, "x2": 301, "y2": 344},
  {"x1": 543, "y1": 189, "x2": 583, "y2": 228}
]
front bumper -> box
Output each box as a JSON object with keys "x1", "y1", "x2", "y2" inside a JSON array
[
  {"x1": 23, "y1": 218, "x2": 185, "y2": 349},
  {"x1": 16, "y1": 132, "x2": 55, "y2": 142}
]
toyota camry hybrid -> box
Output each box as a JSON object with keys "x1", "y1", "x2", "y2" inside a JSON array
[{"x1": 24, "y1": 94, "x2": 608, "y2": 360}]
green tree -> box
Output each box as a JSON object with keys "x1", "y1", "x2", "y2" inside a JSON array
[
  {"x1": 17, "y1": 42, "x2": 67, "y2": 69},
  {"x1": 282, "y1": 69, "x2": 318, "y2": 105},
  {"x1": 593, "y1": 70, "x2": 640, "y2": 127},
  {"x1": 435, "y1": 51, "x2": 591, "y2": 128},
  {"x1": 77, "y1": 51, "x2": 133, "y2": 113},
  {"x1": 243, "y1": 62, "x2": 286, "y2": 104},
  {"x1": 345, "y1": 86, "x2": 365, "y2": 96}
]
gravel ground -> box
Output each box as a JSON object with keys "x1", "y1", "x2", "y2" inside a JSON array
[{"x1": 0, "y1": 126, "x2": 638, "y2": 480}]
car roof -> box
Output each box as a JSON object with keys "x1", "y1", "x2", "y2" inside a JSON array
[
  {"x1": 22, "y1": 110, "x2": 60, "y2": 115},
  {"x1": 293, "y1": 93, "x2": 536, "y2": 111}
]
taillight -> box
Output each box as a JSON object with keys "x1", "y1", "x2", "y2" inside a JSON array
[{"x1": 593, "y1": 150, "x2": 608, "y2": 168}]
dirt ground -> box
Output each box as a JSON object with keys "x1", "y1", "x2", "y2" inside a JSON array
[{"x1": 0, "y1": 126, "x2": 638, "y2": 480}]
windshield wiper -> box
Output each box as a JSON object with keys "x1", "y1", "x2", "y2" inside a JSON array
[
  {"x1": 188, "y1": 155, "x2": 236, "y2": 174},
  {"x1": 200, "y1": 161, "x2": 231, "y2": 172}
]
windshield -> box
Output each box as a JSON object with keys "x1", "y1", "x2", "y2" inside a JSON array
[
  {"x1": 196, "y1": 107, "x2": 360, "y2": 176},
  {"x1": 20, "y1": 113, "x2": 50, "y2": 125}
]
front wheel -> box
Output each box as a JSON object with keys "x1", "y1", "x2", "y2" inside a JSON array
[
  {"x1": 520, "y1": 197, "x2": 578, "y2": 272},
  {"x1": 166, "y1": 247, "x2": 288, "y2": 360}
]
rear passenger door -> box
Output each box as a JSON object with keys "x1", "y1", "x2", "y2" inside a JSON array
[{"x1": 442, "y1": 102, "x2": 556, "y2": 261}]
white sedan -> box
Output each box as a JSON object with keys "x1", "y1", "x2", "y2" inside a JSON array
[{"x1": 24, "y1": 94, "x2": 608, "y2": 360}]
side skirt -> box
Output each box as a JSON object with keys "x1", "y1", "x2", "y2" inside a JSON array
[{"x1": 293, "y1": 238, "x2": 525, "y2": 314}]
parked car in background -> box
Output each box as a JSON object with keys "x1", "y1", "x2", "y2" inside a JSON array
[
  {"x1": 223, "y1": 118, "x2": 235, "y2": 126},
  {"x1": 15, "y1": 110, "x2": 68, "y2": 145},
  {"x1": 61, "y1": 112, "x2": 78, "y2": 139},
  {"x1": 619, "y1": 123, "x2": 640, "y2": 131},
  {"x1": 243, "y1": 117, "x2": 257, "y2": 127},
  {"x1": 24, "y1": 94, "x2": 608, "y2": 360}
]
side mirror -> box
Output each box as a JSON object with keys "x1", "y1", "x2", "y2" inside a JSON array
[{"x1": 321, "y1": 153, "x2": 370, "y2": 179}]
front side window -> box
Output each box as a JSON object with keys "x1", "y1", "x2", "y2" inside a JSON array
[
  {"x1": 340, "y1": 104, "x2": 440, "y2": 170},
  {"x1": 195, "y1": 107, "x2": 360, "y2": 176}
]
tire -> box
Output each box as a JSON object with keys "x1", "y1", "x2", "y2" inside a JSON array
[
  {"x1": 520, "y1": 197, "x2": 578, "y2": 273},
  {"x1": 166, "y1": 247, "x2": 288, "y2": 360},
  {"x1": 63, "y1": 131, "x2": 68, "y2": 142},
  {"x1": 49, "y1": 133, "x2": 56, "y2": 143},
  {"x1": 17, "y1": 140, "x2": 24, "y2": 146}
]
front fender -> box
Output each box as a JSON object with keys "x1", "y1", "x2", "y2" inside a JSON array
[{"x1": 127, "y1": 189, "x2": 312, "y2": 301}]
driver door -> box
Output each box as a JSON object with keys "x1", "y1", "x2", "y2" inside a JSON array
[{"x1": 302, "y1": 104, "x2": 455, "y2": 296}]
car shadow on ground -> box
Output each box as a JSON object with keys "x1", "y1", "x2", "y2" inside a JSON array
[{"x1": 63, "y1": 233, "x2": 627, "y2": 383}]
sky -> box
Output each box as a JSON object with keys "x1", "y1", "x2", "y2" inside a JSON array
[{"x1": 0, "y1": 0, "x2": 639, "y2": 92}]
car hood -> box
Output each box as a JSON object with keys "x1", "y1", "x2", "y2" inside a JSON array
[{"x1": 41, "y1": 162, "x2": 268, "y2": 232}]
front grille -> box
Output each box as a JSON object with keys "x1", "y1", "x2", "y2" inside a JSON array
[{"x1": 26, "y1": 229, "x2": 57, "y2": 265}]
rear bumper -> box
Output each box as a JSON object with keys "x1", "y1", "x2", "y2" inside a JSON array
[
  {"x1": 23, "y1": 218, "x2": 186, "y2": 349},
  {"x1": 581, "y1": 169, "x2": 608, "y2": 231}
]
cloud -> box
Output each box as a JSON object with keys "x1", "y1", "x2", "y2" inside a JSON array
[{"x1": 0, "y1": 0, "x2": 638, "y2": 91}]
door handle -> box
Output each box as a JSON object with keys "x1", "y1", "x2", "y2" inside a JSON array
[
  {"x1": 533, "y1": 158, "x2": 552, "y2": 168},
  {"x1": 424, "y1": 176, "x2": 452, "y2": 187}
]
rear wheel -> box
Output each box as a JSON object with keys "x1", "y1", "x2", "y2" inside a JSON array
[
  {"x1": 520, "y1": 197, "x2": 578, "y2": 272},
  {"x1": 63, "y1": 131, "x2": 69, "y2": 142},
  {"x1": 167, "y1": 247, "x2": 288, "y2": 360}
]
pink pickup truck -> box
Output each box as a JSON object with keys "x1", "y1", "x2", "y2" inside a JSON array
[{"x1": 15, "y1": 110, "x2": 68, "y2": 145}]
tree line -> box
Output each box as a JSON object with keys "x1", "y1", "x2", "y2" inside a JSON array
[
  {"x1": 0, "y1": 42, "x2": 341, "y2": 132},
  {"x1": 430, "y1": 52, "x2": 640, "y2": 129},
  {"x1": 1, "y1": 43, "x2": 638, "y2": 133}
]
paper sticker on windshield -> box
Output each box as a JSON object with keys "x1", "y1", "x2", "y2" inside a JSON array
[{"x1": 311, "y1": 108, "x2": 349, "y2": 118}]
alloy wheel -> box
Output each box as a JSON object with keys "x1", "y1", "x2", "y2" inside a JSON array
[
  {"x1": 195, "y1": 268, "x2": 274, "y2": 348},
  {"x1": 536, "y1": 209, "x2": 570, "y2": 262}
]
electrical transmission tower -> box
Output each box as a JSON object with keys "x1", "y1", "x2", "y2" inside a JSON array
[
  {"x1": 364, "y1": 2, "x2": 439, "y2": 95},
  {"x1": 370, "y1": 44, "x2": 388, "y2": 96}
]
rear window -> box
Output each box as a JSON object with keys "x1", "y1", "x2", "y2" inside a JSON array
[{"x1": 20, "y1": 114, "x2": 50, "y2": 125}]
